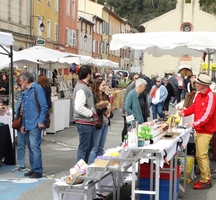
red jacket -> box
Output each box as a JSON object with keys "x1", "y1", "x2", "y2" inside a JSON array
[{"x1": 184, "y1": 88, "x2": 216, "y2": 134}]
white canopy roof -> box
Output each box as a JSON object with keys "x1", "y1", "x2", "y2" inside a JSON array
[
  {"x1": 0, "y1": 46, "x2": 40, "y2": 69},
  {"x1": 110, "y1": 31, "x2": 216, "y2": 57},
  {"x1": 17, "y1": 46, "x2": 72, "y2": 61},
  {"x1": 0, "y1": 32, "x2": 14, "y2": 46}
]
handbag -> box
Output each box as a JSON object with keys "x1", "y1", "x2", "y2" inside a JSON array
[
  {"x1": 95, "y1": 114, "x2": 101, "y2": 128},
  {"x1": 12, "y1": 115, "x2": 22, "y2": 130},
  {"x1": 34, "y1": 88, "x2": 50, "y2": 129},
  {"x1": 44, "y1": 113, "x2": 50, "y2": 128}
]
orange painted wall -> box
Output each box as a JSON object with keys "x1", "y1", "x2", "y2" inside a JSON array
[{"x1": 58, "y1": 0, "x2": 78, "y2": 54}]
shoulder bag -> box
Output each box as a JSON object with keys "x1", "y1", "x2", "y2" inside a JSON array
[
  {"x1": 34, "y1": 88, "x2": 50, "y2": 128},
  {"x1": 12, "y1": 115, "x2": 22, "y2": 130}
]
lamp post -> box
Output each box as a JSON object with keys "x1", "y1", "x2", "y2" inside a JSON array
[{"x1": 30, "y1": 15, "x2": 45, "y2": 46}]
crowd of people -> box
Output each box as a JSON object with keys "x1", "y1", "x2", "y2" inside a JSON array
[{"x1": 9, "y1": 66, "x2": 216, "y2": 192}]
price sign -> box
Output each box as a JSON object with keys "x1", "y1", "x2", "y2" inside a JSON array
[{"x1": 126, "y1": 115, "x2": 134, "y2": 123}]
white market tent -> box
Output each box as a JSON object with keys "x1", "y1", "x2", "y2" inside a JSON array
[
  {"x1": 16, "y1": 46, "x2": 73, "y2": 62},
  {"x1": 0, "y1": 46, "x2": 40, "y2": 69},
  {"x1": 0, "y1": 31, "x2": 16, "y2": 164},
  {"x1": 40, "y1": 56, "x2": 119, "y2": 70},
  {"x1": 110, "y1": 31, "x2": 216, "y2": 74}
]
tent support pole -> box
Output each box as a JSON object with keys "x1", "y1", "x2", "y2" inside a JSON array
[
  {"x1": 208, "y1": 52, "x2": 211, "y2": 76},
  {"x1": 10, "y1": 45, "x2": 16, "y2": 165}
]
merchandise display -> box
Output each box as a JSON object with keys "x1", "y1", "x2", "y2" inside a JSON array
[{"x1": 52, "y1": 125, "x2": 191, "y2": 200}]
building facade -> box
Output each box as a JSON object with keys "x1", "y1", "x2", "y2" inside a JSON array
[
  {"x1": 58, "y1": 0, "x2": 78, "y2": 54},
  {"x1": 140, "y1": 0, "x2": 216, "y2": 77},
  {"x1": 0, "y1": 0, "x2": 31, "y2": 50}
]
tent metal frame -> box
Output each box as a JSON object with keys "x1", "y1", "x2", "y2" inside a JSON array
[{"x1": 0, "y1": 44, "x2": 16, "y2": 165}]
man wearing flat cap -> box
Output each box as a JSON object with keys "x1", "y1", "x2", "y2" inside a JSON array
[{"x1": 179, "y1": 73, "x2": 216, "y2": 190}]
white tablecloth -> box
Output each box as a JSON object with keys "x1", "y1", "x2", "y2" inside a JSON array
[
  {"x1": 0, "y1": 115, "x2": 17, "y2": 143},
  {"x1": 138, "y1": 127, "x2": 191, "y2": 168},
  {"x1": 46, "y1": 99, "x2": 70, "y2": 133}
]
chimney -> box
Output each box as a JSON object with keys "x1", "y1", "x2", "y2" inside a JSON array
[
  {"x1": 111, "y1": 6, "x2": 114, "y2": 12},
  {"x1": 95, "y1": 0, "x2": 98, "y2": 3}
]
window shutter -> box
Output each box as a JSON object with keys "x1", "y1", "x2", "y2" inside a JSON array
[{"x1": 72, "y1": 30, "x2": 76, "y2": 47}]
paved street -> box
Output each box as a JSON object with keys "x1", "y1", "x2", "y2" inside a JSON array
[{"x1": 1, "y1": 106, "x2": 216, "y2": 200}]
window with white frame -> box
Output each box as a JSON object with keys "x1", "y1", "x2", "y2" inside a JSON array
[
  {"x1": 47, "y1": 20, "x2": 51, "y2": 40},
  {"x1": 97, "y1": 21, "x2": 100, "y2": 34},
  {"x1": 102, "y1": 21, "x2": 105, "y2": 33},
  {"x1": 100, "y1": 23, "x2": 102, "y2": 35},
  {"x1": 93, "y1": 40, "x2": 95, "y2": 53},
  {"x1": 101, "y1": 42, "x2": 104, "y2": 53},
  {"x1": 69, "y1": 30, "x2": 73, "y2": 46},
  {"x1": 98, "y1": 41, "x2": 101, "y2": 55},
  {"x1": 72, "y1": 0, "x2": 76, "y2": 19},
  {"x1": 54, "y1": 23, "x2": 58, "y2": 42},
  {"x1": 72, "y1": 30, "x2": 76, "y2": 47},
  {"x1": 54, "y1": 0, "x2": 58, "y2": 12},
  {"x1": 66, "y1": 0, "x2": 70, "y2": 16},
  {"x1": 47, "y1": 0, "x2": 51, "y2": 6}
]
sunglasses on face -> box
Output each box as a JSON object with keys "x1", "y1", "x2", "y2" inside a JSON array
[{"x1": 156, "y1": 81, "x2": 161, "y2": 82}]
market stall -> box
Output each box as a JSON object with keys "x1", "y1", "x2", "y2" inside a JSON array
[{"x1": 52, "y1": 121, "x2": 191, "y2": 200}]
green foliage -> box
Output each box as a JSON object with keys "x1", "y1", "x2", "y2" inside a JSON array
[
  {"x1": 97, "y1": 0, "x2": 216, "y2": 31},
  {"x1": 138, "y1": 126, "x2": 153, "y2": 140},
  {"x1": 0, "y1": 68, "x2": 9, "y2": 73}
]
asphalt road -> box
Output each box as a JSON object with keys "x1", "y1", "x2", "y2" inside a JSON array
[{"x1": 1, "y1": 106, "x2": 216, "y2": 200}]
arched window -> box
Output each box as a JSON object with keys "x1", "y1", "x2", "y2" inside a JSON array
[{"x1": 180, "y1": 23, "x2": 193, "y2": 32}]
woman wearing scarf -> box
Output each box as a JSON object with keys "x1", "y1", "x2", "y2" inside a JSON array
[{"x1": 148, "y1": 77, "x2": 168, "y2": 120}]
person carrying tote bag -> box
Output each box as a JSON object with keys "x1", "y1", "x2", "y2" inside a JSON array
[{"x1": 11, "y1": 76, "x2": 27, "y2": 172}]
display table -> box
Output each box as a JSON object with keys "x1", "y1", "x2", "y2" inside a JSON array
[
  {"x1": 0, "y1": 115, "x2": 17, "y2": 143},
  {"x1": 0, "y1": 124, "x2": 15, "y2": 165},
  {"x1": 108, "y1": 89, "x2": 125, "y2": 109},
  {"x1": 52, "y1": 171, "x2": 123, "y2": 200},
  {"x1": 52, "y1": 128, "x2": 191, "y2": 200},
  {"x1": 46, "y1": 99, "x2": 70, "y2": 133}
]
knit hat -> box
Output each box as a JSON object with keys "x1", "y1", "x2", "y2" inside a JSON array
[{"x1": 196, "y1": 73, "x2": 211, "y2": 85}]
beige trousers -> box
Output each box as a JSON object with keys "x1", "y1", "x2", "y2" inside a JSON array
[{"x1": 194, "y1": 133, "x2": 213, "y2": 183}]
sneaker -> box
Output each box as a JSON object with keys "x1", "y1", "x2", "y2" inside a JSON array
[
  {"x1": 12, "y1": 167, "x2": 26, "y2": 172},
  {"x1": 193, "y1": 180, "x2": 212, "y2": 189},
  {"x1": 29, "y1": 172, "x2": 43, "y2": 179},
  {"x1": 24, "y1": 169, "x2": 34, "y2": 176}
]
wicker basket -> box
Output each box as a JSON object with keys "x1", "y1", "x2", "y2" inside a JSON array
[{"x1": 0, "y1": 109, "x2": 6, "y2": 116}]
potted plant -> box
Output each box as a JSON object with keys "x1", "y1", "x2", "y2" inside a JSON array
[{"x1": 137, "y1": 126, "x2": 153, "y2": 147}]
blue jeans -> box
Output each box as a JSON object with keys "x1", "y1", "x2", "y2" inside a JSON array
[
  {"x1": 76, "y1": 123, "x2": 95, "y2": 163},
  {"x1": 26, "y1": 127, "x2": 43, "y2": 174},
  {"x1": 88, "y1": 123, "x2": 108, "y2": 164},
  {"x1": 17, "y1": 130, "x2": 27, "y2": 168},
  {"x1": 152, "y1": 102, "x2": 165, "y2": 119}
]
